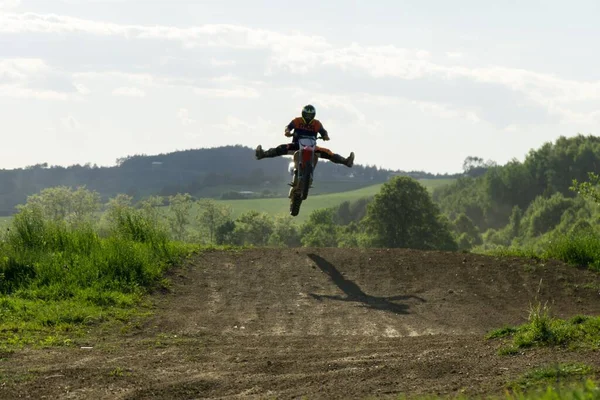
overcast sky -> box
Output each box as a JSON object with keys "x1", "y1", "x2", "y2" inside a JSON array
[{"x1": 1, "y1": 0, "x2": 599, "y2": 173}]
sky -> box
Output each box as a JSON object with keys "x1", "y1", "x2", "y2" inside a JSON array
[{"x1": 1, "y1": 0, "x2": 599, "y2": 173}]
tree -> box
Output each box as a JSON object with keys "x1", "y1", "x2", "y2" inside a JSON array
[
  {"x1": 18, "y1": 186, "x2": 101, "y2": 226},
  {"x1": 363, "y1": 176, "x2": 457, "y2": 250},
  {"x1": 268, "y1": 215, "x2": 301, "y2": 247},
  {"x1": 167, "y1": 193, "x2": 194, "y2": 241},
  {"x1": 300, "y1": 209, "x2": 338, "y2": 247},
  {"x1": 525, "y1": 193, "x2": 575, "y2": 236},
  {"x1": 215, "y1": 220, "x2": 236, "y2": 245},
  {"x1": 462, "y1": 156, "x2": 495, "y2": 178},
  {"x1": 232, "y1": 210, "x2": 274, "y2": 246},
  {"x1": 571, "y1": 172, "x2": 600, "y2": 203},
  {"x1": 508, "y1": 205, "x2": 523, "y2": 239},
  {"x1": 139, "y1": 195, "x2": 165, "y2": 224},
  {"x1": 452, "y1": 213, "x2": 482, "y2": 250},
  {"x1": 104, "y1": 193, "x2": 134, "y2": 229},
  {"x1": 197, "y1": 199, "x2": 232, "y2": 244}
]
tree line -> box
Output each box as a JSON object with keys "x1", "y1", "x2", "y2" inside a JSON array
[
  {"x1": 432, "y1": 134, "x2": 600, "y2": 251},
  {"x1": 0, "y1": 145, "x2": 459, "y2": 216}
]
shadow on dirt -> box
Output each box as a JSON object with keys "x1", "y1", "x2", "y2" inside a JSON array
[{"x1": 307, "y1": 254, "x2": 425, "y2": 315}]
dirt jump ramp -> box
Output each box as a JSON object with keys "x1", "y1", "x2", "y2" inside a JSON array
[{"x1": 3, "y1": 248, "x2": 600, "y2": 399}]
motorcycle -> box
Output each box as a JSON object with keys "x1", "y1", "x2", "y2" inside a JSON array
[{"x1": 287, "y1": 134, "x2": 322, "y2": 216}]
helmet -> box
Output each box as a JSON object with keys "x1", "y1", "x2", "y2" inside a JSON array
[{"x1": 302, "y1": 104, "x2": 316, "y2": 123}]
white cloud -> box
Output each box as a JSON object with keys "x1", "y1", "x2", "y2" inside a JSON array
[
  {"x1": 0, "y1": 84, "x2": 71, "y2": 100},
  {"x1": 5, "y1": 12, "x2": 597, "y2": 119},
  {"x1": 213, "y1": 116, "x2": 277, "y2": 139},
  {"x1": 411, "y1": 100, "x2": 481, "y2": 123},
  {"x1": 0, "y1": 58, "x2": 78, "y2": 100},
  {"x1": 75, "y1": 71, "x2": 196, "y2": 90},
  {"x1": 60, "y1": 115, "x2": 81, "y2": 130},
  {"x1": 194, "y1": 86, "x2": 259, "y2": 98},
  {"x1": 177, "y1": 108, "x2": 195, "y2": 126},
  {"x1": 2, "y1": 11, "x2": 598, "y2": 140},
  {"x1": 112, "y1": 87, "x2": 146, "y2": 97},
  {"x1": 73, "y1": 83, "x2": 90, "y2": 95},
  {"x1": 0, "y1": 0, "x2": 20, "y2": 10},
  {"x1": 308, "y1": 93, "x2": 368, "y2": 123},
  {"x1": 0, "y1": 58, "x2": 49, "y2": 82},
  {"x1": 0, "y1": 12, "x2": 330, "y2": 52},
  {"x1": 210, "y1": 58, "x2": 236, "y2": 67},
  {"x1": 445, "y1": 52, "x2": 463, "y2": 59}
]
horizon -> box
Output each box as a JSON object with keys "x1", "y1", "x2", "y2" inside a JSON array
[
  {"x1": 1, "y1": 0, "x2": 599, "y2": 173},
  {"x1": 0, "y1": 143, "x2": 465, "y2": 174}
]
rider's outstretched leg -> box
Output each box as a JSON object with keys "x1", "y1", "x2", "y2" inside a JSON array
[
  {"x1": 255, "y1": 144, "x2": 289, "y2": 160},
  {"x1": 331, "y1": 152, "x2": 355, "y2": 168},
  {"x1": 317, "y1": 147, "x2": 354, "y2": 167}
]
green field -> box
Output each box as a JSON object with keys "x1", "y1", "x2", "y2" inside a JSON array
[
  {"x1": 216, "y1": 178, "x2": 453, "y2": 222},
  {"x1": 196, "y1": 179, "x2": 386, "y2": 199}
]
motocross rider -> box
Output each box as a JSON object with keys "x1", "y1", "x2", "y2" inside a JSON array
[{"x1": 255, "y1": 104, "x2": 355, "y2": 167}]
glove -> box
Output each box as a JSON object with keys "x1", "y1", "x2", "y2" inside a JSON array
[
  {"x1": 322, "y1": 135, "x2": 330, "y2": 141},
  {"x1": 285, "y1": 132, "x2": 293, "y2": 137}
]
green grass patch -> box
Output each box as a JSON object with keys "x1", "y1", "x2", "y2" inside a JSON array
[
  {"x1": 505, "y1": 379, "x2": 600, "y2": 400},
  {"x1": 480, "y1": 232, "x2": 600, "y2": 272},
  {"x1": 486, "y1": 326, "x2": 519, "y2": 339},
  {"x1": 0, "y1": 206, "x2": 195, "y2": 348},
  {"x1": 391, "y1": 379, "x2": 600, "y2": 399},
  {"x1": 488, "y1": 302, "x2": 600, "y2": 354},
  {"x1": 510, "y1": 363, "x2": 595, "y2": 391}
]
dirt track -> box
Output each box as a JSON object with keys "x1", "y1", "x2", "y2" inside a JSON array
[{"x1": 2, "y1": 248, "x2": 600, "y2": 399}]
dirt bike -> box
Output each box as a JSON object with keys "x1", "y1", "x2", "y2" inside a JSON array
[{"x1": 287, "y1": 134, "x2": 322, "y2": 216}]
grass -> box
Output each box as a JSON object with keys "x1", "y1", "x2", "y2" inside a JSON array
[
  {"x1": 480, "y1": 232, "x2": 600, "y2": 272},
  {"x1": 504, "y1": 379, "x2": 600, "y2": 400},
  {"x1": 197, "y1": 179, "x2": 384, "y2": 198},
  {"x1": 0, "y1": 206, "x2": 194, "y2": 349},
  {"x1": 487, "y1": 302, "x2": 600, "y2": 354},
  {"x1": 391, "y1": 380, "x2": 600, "y2": 399},
  {"x1": 510, "y1": 363, "x2": 595, "y2": 391}
]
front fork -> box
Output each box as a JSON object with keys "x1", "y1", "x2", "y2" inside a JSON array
[{"x1": 288, "y1": 147, "x2": 315, "y2": 198}]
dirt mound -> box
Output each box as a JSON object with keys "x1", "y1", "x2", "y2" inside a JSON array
[{"x1": 2, "y1": 248, "x2": 599, "y2": 399}]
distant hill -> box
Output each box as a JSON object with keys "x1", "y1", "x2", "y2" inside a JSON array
[{"x1": 0, "y1": 145, "x2": 459, "y2": 215}]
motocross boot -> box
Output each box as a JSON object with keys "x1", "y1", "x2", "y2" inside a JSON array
[
  {"x1": 255, "y1": 145, "x2": 280, "y2": 160},
  {"x1": 331, "y1": 152, "x2": 355, "y2": 167}
]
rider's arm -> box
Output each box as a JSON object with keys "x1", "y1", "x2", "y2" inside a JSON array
[
  {"x1": 285, "y1": 120, "x2": 294, "y2": 137},
  {"x1": 319, "y1": 125, "x2": 330, "y2": 141}
]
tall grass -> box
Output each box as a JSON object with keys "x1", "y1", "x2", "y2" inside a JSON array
[
  {"x1": 481, "y1": 232, "x2": 600, "y2": 272},
  {"x1": 545, "y1": 233, "x2": 600, "y2": 271},
  {"x1": 0, "y1": 205, "x2": 191, "y2": 347},
  {"x1": 505, "y1": 379, "x2": 600, "y2": 400},
  {"x1": 487, "y1": 302, "x2": 600, "y2": 354}
]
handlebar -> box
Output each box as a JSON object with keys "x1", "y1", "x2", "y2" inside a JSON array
[{"x1": 291, "y1": 134, "x2": 323, "y2": 140}]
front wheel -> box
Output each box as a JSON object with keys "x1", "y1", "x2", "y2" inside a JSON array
[
  {"x1": 301, "y1": 163, "x2": 312, "y2": 200},
  {"x1": 290, "y1": 191, "x2": 302, "y2": 216}
]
